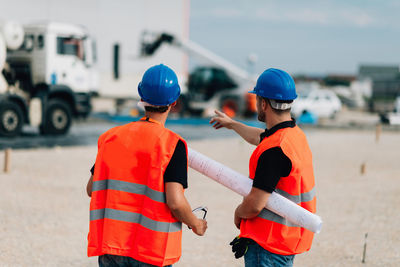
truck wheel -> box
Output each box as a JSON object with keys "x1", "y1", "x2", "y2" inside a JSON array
[
  {"x1": 40, "y1": 99, "x2": 72, "y2": 135},
  {"x1": 0, "y1": 100, "x2": 24, "y2": 137}
]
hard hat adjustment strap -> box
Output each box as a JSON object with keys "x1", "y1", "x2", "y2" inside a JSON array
[{"x1": 269, "y1": 99, "x2": 292, "y2": 110}]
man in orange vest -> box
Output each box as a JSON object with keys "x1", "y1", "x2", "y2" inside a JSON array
[
  {"x1": 210, "y1": 68, "x2": 316, "y2": 267},
  {"x1": 86, "y1": 64, "x2": 207, "y2": 267}
]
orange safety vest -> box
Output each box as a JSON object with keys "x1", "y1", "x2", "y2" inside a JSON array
[
  {"x1": 87, "y1": 117, "x2": 187, "y2": 266},
  {"x1": 240, "y1": 125, "x2": 316, "y2": 255}
]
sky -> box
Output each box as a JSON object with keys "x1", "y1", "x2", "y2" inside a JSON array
[
  {"x1": 189, "y1": 0, "x2": 400, "y2": 76},
  {"x1": 1, "y1": 0, "x2": 399, "y2": 77}
]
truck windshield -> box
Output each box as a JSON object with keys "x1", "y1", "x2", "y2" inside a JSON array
[{"x1": 57, "y1": 37, "x2": 84, "y2": 60}]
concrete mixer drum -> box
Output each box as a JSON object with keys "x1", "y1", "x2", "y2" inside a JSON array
[{"x1": 1, "y1": 21, "x2": 24, "y2": 50}]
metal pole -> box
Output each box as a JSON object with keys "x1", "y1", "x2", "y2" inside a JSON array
[
  {"x1": 375, "y1": 124, "x2": 382, "y2": 143},
  {"x1": 362, "y1": 232, "x2": 368, "y2": 263},
  {"x1": 4, "y1": 148, "x2": 11, "y2": 173},
  {"x1": 360, "y1": 162, "x2": 366, "y2": 175}
]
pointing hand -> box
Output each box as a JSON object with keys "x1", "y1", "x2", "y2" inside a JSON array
[{"x1": 209, "y1": 110, "x2": 235, "y2": 129}]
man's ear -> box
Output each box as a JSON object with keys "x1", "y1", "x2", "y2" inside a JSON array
[
  {"x1": 170, "y1": 101, "x2": 177, "y2": 107},
  {"x1": 261, "y1": 98, "x2": 268, "y2": 111}
]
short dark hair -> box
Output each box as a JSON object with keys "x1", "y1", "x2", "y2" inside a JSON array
[{"x1": 144, "y1": 105, "x2": 169, "y2": 113}]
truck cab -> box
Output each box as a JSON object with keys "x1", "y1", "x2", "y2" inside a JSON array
[{"x1": 1, "y1": 22, "x2": 98, "y2": 136}]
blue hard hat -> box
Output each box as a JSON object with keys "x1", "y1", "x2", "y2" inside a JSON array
[
  {"x1": 249, "y1": 68, "x2": 297, "y2": 100},
  {"x1": 138, "y1": 64, "x2": 181, "y2": 106}
]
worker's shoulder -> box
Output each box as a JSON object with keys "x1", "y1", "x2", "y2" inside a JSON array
[
  {"x1": 98, "y1": 123, "x2": 131, "y2": 141},
  {"x1": 279, "y1": 125, "x2": 306, "y2": 139},
  {"x1": 290, "y1": 125, "x2": 308, "y2": 141},
  {"x1": 163, "y1": 127, "x2": 187, "y2": 143},
  {"x1": 279, "y1": 126, "x2": 311, "y2": 152},
  {"x1": 103, "y1": 124, "x2": 123, "y2": 135}
]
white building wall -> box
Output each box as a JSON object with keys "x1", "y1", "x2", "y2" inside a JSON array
[{"x1": 0, "y1": 0, "x2": 189, "y2": 98}]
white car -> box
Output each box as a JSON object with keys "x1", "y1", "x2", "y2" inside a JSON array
[
  {"x1": 386, "y1": 96, "x2": 400, "y2": 125},
  {"x1": 291, "y1": 89, "x2": 342, "y2": 119}
]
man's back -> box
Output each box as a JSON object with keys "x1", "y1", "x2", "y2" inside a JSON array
[
  {"x1": 88, "y1": 119, "x2": 186, "y2": 266},
  {"x1": 87, "y1": 64, "x2": 207, "y2": 267},
  {"x1": 97, "y1": 120, "x2": 183, "y2": 182}
]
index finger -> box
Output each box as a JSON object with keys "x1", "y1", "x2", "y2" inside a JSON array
[{"x1": 214, "y1": 110, "x2": 225, "y2": 117}]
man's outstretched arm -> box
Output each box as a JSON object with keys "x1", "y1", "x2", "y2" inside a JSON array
[{"x1": 210, "y1": 110, "x2": 263, "y2": 146}]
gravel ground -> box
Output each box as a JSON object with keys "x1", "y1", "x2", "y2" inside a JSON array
[{"x1": 0, "y1": 128, "x2": 399, "y2": 266}]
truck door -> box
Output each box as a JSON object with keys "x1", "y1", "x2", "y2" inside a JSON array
[
  {"x1": 83, "y1": 37, "x2": 98, "y2": 93},
  {"x1": 55, "y1": 36, "x2": 91, "y2": 92}
]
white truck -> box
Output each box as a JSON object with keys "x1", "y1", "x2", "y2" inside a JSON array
[{"x1": 0, "y1": 21, "x2": 97, "y2": 137}]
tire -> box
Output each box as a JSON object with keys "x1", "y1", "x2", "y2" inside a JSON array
[
  {"x1": 0, "y1": 100, "x2": 24, "y2": 137},
  {"x1": 40, "y1": 99, "x2": 72, "y2": 135}
]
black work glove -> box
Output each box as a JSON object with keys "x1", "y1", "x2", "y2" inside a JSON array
[{"x1": 229, "y1": 236, "x2": 252, "y2": 259}]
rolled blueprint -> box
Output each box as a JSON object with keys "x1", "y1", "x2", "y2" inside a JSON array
[{"x1": 188, "y1": 147, "x2": 322, "y2": 233}]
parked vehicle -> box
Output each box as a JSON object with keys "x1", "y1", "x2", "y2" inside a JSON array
[
  {"x1": 0, "y1": 21, "x2": 98, "y2": 137},
  {"x1": 291, "y1": 89, "x2": 342, "y2": 119},
  {"x1": 379, "y1": 96, "x2": 400, "y2": 125}
]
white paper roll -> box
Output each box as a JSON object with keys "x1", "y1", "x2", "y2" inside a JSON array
[{"x1": 188, "y1": 147, "x2": 322, "y2": 233}]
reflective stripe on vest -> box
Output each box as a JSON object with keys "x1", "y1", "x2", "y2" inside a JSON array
[
  {"x1": 257, "y1": 208, "x2": 298, "y2": 227},
  {"x1": 256, "y1": 187, "x2": 316, "y2": 227},
  {"x1": 274, "y1": 187, "x2": 316, "y2": 204},
  {"x1": 92, "y1": 179, "x2": 166, "y2": 203},
  {"x1": 91, "y1": 179, "x2": 182, "y2": 232},
  {"x1": 90, "y1": 208, "x2": 182, "y2": 233}
]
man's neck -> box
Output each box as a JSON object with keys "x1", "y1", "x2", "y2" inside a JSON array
[
  {"x1": 265, "y1": 113, "x2": 292, "y2": 129},
  {"x1": 144, "y1": 111, "x2": 169, "y2": 126}
]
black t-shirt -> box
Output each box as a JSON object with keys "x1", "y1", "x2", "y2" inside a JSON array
[
  {"x1": 90, "y1": 140, "x2": 188, "y2": 188},
  {"x1": 252, "y1": 120, "x2": 295, "y2": 193},
  {"x1": 164, "y1": 140, "x2": 188, "y2": 188},
  {"x1": 252, "y1": 147, "x2": 292, "y2": 193}
]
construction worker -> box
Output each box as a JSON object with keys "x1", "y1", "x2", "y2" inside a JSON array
[
  {"x1": 86, "y1": 64, "x2": 207, "y2": 267},
  {"x1": 210, "y1": 68, "x2": 316, "y2": 267}
]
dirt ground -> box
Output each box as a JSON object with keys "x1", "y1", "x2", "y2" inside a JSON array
[{"x1": 0, "y1": 128, "x2": 399, "y2": 266}]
